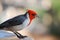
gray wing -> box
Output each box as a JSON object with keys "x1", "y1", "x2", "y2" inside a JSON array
[{"x1": 0, "y1": 15, "x2": 27, "y2": 28}]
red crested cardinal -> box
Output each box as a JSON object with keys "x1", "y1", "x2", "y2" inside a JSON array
[{"x1": 0, "y1": 10, "x2": 39, "y2": 39}]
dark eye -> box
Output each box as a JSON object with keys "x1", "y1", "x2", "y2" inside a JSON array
[{"x1": 32, "y1": 14, "x2": 36, "y2": 16}]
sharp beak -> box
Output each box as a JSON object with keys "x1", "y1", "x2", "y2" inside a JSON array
[{"x1": 36, "y1": 15, "x2": 40, "y2": 18}]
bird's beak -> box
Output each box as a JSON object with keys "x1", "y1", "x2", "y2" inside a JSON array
[{"x1": 36, "y1": 15, "x2": 40, "y2": 18}]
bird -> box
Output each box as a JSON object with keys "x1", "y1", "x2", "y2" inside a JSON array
[{"x1": 0, "y1": 10, "x2": 39, "y2": 39}]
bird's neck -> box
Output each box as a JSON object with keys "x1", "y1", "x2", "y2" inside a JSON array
[
  {"x1": 28, "y1": 18, "x2": 33, "y2": 26},
  {"x1": 24, "y1": 12, "x2": 34, "y2": 26},
  {"x1": 27, "y1": 14, "x2": 33, "y2": 26}
]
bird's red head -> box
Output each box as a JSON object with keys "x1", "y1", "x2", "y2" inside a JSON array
[
  {"x1": 27, "y1": 10, "x2": 37, "y2": 21},
  {"x1": 27, "y1": 10, "x2": 37, "y2": 26}
]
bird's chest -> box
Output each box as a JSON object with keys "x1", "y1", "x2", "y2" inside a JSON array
[{"x1": 12, "y1": 18, "x2": 30, "y2": 31}]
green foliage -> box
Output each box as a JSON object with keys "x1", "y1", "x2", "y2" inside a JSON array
[
  {"x1": 52, "y1": 0, "x2": 60, "y2": 12},
  {"x1": 50, "y1": 0, "x2": 60, "y2": 37},
  {"x1": 52, "y1": 0, "x2": 60, "y2": 21}
]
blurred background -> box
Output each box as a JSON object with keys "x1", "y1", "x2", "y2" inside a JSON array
[{"x1": 0, "y1": 0, "x2": 60, "y2": 40}]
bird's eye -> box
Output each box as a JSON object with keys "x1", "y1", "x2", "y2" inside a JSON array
[{"x1": 32, "y1": 14, "x2": 36, "y2": 16}]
